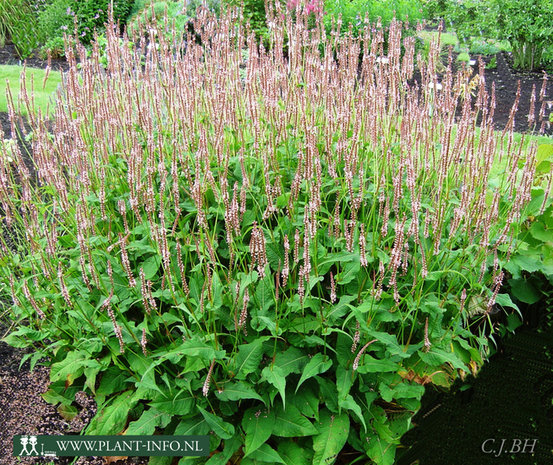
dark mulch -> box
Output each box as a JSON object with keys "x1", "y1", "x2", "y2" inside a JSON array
[
  {"x1": 477, "y1": 51, "x2": 552, "y2": 135},
  {"x1": 0, "y1": 43, "x2": 70, "y2": 72}
]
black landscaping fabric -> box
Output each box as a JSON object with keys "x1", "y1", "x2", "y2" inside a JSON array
[{"x1": 398, "y1": 304, "x2": 553, "y2": 465}]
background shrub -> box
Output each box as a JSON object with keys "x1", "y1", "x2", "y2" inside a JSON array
[
  {"x1": 424, "y1": 0, "x2": 553, "y2": 70},
  {"x1": 322, "y1": 0, "x2": 423, "y2": 38},
  {"x1": 126, "y1": 0, "x2": 223, "y2": 42},
  {"x1": 38, "y1": 0, "x2": 135, "y2": 56},
  {"x1": 0, "y1": 0, "x2": 43, "y2": 57}
]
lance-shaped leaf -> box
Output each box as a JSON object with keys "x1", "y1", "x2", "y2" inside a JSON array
[
  {"x1": 272, "y1": 403, "x2": 318, "y2": 438},
  {"x1": 242, "y1": 407, "x2": 275, "y2": 456},
  {"x1": 125, "y1": 408, "x2": 172, "y2": 435},
  {"x1": 242, "y1": 443, "x2": 285, "y2": 464},
  {"x1": 312, "y1": 410, "x2": 350, "y2": 465},
  {"x1": 230, "y1": 337, "x2": 268, "y2": 380},
  {"x1": 274, "y1": 347, "x2": 309, "y2": 376},
  {"x1": 296, "y1": 353, "x2": 332, "y2": 392},
  {"x1": 197, "y1": 406, "x2": 235, "y2": 439},
  {"x1": 216, "y1": 381, "x2": 264, "y2": 404},
  {"x1": 261, "y1": 365, "x2": 286, "y2": 408}
]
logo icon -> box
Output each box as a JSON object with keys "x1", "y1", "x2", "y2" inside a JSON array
[
  {"x1": 19, "y1": 436, "x2": 30, "y2": 456},
  {"x1": 16, "y1": 435, "x2": 42, "y2": 456},
  {"x1": 28, "y1": 436, "x2": 39, "y2": 455}
]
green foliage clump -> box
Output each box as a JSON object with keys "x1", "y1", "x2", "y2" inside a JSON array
[
  {"x1": 0, "y1": 0, "x2": 43, "y2": 58},
  {"x1": 495, "y1": 0, "x2": 553, "y2": 71},
  {"x1": 225, "y1": 0, "x2": 271, "y2": 42},
  {"x1": 126, "y1": 0, "x2": 224, "y2": 41},
  {"x1": 425, "y1": 0, "x2": 553, "y2": 70},
  {"x1": 37, "y1": 0, "x2": 135, "y2": 56},
  {"x1": 502, "y1": 144, "x2": 553, "y2": 307},
  {"x1": 322, "y1": 0, "x2": 423, "y2": 38},
  {"x1": 420, "y1": 0, "x2": 449, "y2": 21}
]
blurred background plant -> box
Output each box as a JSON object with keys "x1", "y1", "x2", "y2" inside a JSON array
[
  {"x1": 37, "y1": 0, "x2": 135, "y2": 58},
  {"x1": 420, "y1": 0, "x2": 553, "y2": 71},
  {"x1": 322, "y1": 0, "x2": 423, "y2": 38},
  {"x1": 0, "y1": 0, "x2": 44, "y2": 58}
]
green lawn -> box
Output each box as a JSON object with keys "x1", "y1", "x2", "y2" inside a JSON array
[{"x1": 0, "y1": 64, "x2": 62, "y2": 115}]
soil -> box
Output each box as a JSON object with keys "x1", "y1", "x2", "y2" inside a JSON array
[
  {"x1": 470, "y1": 51, "x2": 552, "y2": 135},
  {"x1": 0, "y1": 38, "x2": 551, "y2": 465},
  {"x1": 0, "y1": 43, "x2": 70, "y2": 72}
]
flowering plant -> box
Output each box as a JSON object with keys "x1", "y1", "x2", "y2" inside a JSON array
[{"x1": 0, "y1": 3, "x2": 549, "y2": 464}]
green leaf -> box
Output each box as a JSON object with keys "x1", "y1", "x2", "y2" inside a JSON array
[
  {"x1": 2, "y1": 327, "x2": 45, "y2": 347},
  {"x1": 316, "y1": 377, "x2": 339, "y2": 413},
  {"x1": 418, "y1": 347, "x2": 467, "y2": 371},
  {"x1": 96, "y1": 366, "x2": 130, "y2": 397},
  {"x1": 508, "y1": 278, "x2": 542, "y2": 304},
  {"x1": 296, "y1": 353, "x2": 332, "y2": 392},
  {"x1": 216, "y1": 381, "x2": 264, "y2": 403},
  {"x1": 266, "y1": 241, "x2": 283, "y2": 270},
  {"x1": 254, "y1": 274, "x2": 275, "y2": 313},
  {"x1": 335, "y1": 366, "x2": 353, "y2": 402},
  {"x1": 205, "y1": 436, "x2": 242, "y2": 465},
  {"x1": 355, "y1": 356, "x2": 399, "y2": 374},
  {"x1": 174, "y1": 415, "x2": 210, "y2": 436},
  {"x1": 276, "y1": 193, "x2": 291, "y2": 209},
  {"x1": 242, "y1": 407, "x2": 275, "y2": 456},
  {"x1": 162, "y1": 338, "x2": 226, "y2": 364},
  {"x1": 42, "y1": 388, "x2": 69, "y2": 407},
  {"x1": 197, "y1": 406, "x2": 235, "y2": 439},
  {"x1": 244, "y1": 443, "x2": 285, "y2": 464},
  {"x1": 312, "y1": 410, "x2": 350, "y2": 465},
  {"x1": 278, "y1": 440, "x2": 312, "y2": 465},
  {"x1": 364, "y1": 330, "x2": 401, "y2": 356},
  {"x1": 290, "y1": 384, "x2": 319, "y2": 419},
  {"x1": 366, "y1": 435, "x2": 397, "y2": 465},
  {"x1": 149, "y1": 457, "x2": 173, "y2": 465},
  {"x1": 57, "y1": 404, "x2": 78, "y2": 421},
  {"x1": 495, "y1": 293, "x2": 519, "y2": 310},
  {"x1": 505, "y1": 254, "x2": 542, "y2": 276},
  {"x1": 338, "y1": 394, "x2": 367, "y2": 432},
  {"x1": 529, "y1": 221, "x2": 553, "y2": 243},
  {"x1": 337, "y1": 258, "x2": 360, "y2": 285},
  {"x1": 231, "y1": 338, "x2": 267, "y2": 380},
  {"x1": 86, "y1": 391, "x2": 137, "y2": 435},
  {"x1": 261, "y1": 365, "x2": 286, "y2": 408},
  {"x1": 326, "y1": 295, "x2": 356, "y2": 322},
  {"x1": 379, "y1": 381, "x2": 425, "y2": 402},
  {"x1": 84, "y1": 365, "x2": 102, "y2": 395},
  {"x1": 142, "y1": 254, "x2": 162, "y2": 279},
  {"x1": 273, "y1": 402, "x2": 318, "y2": 437},
  {"x1": 150, "y1": 390, "x2": 195, "y2": 415},
  {"x1": 536, "y1": 160, "x2": 551, "y2": 175},
  {"x1": 50, "y1": 351, "x2": 97, "y2": 387},
  {"x1": 126, "y1": 408, "x2": 172, "y2": 435},
  {"x1": 536, "y1": 143, "x2": 553, "y2": 163}
]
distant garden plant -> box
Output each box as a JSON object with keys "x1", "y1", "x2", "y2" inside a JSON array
[
  {"x1": 425, "y1": 0, "x2": 553, "y2": 71},
  {"x1": 0, "y1": 2, "x2": 550, "y2": 464},
  {"x1": 322, "y1": 0, "x2": 423, "y2": 38},
  {"x1": 37, "y1": 0, "x2": 135, "y2": 57},
  {"x1": 0, "y1": 0, "x2": 43, "y2": 58}
]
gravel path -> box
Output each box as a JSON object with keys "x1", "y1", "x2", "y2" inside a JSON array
[{"x1": 0, "y1": 335, "x2": 148, "y2": 465}]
